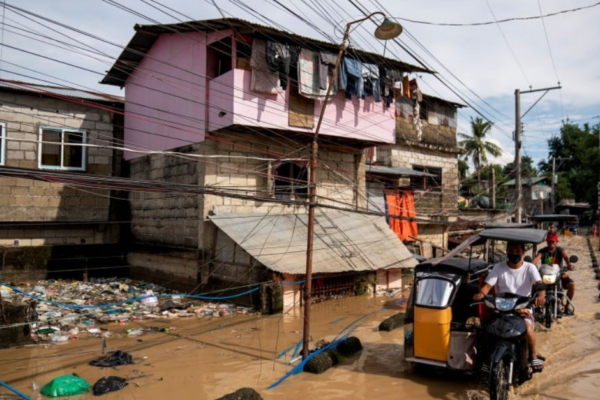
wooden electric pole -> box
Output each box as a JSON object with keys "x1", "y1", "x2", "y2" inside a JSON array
[{"x1": 514, "y1": 85, "x2": 561, "y2": 223}]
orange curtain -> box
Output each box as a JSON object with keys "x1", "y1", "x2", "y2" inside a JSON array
[{"x1": 385, "y1": 189, "x2": 418, "y2": 241}]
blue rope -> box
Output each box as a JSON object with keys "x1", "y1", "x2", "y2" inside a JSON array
[
  {"x1": 0, "y1": 380, "x2": 35, "y2": 400},
  {"x1": 328, "y1": 316, "x2": 347, "y2": 325},
  {"x1": 268, "y1": 307, "x2": 387, "y2": 389},
  {"x1": 0, "y1": 282, "x2": 260, "y2": 310}
]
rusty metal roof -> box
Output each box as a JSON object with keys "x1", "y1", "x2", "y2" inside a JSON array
[
  {"x1": 101, "y1": 17, "x2": 433, "y2": 87},
  {"x1": 209, "y1": 210, "x2": 417, "y2": 275}
]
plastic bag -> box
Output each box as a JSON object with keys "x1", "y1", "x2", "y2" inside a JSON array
[
  {"x1": 89, "y1": 351, "x2": 134, "y2": 367},
  {"x1": 92, "y1": 376, "x2": 128, "y2": 396},
  {"x1": 40, "y1": 375, "x2": 90, "y2": 397}
]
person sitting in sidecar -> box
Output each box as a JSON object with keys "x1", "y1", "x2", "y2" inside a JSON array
[{"x1": 473, "y1": 241, "x2": 546, "y2": 372}]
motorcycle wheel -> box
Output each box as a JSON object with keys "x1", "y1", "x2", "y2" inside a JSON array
[
  {"x1": 545, "y1": 303, "x2": 553, "y2": 329},
  {"x1": 489, "y1": 356, "x2": 511, "y2": 400}
]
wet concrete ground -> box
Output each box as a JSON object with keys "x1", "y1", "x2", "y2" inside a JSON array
[{"x1": 0, "y1": 236, "x2": 598, "y2": 400}]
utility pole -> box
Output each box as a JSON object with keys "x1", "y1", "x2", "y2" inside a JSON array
[
  {"x1": 491, "y1": 167, "x2": 496, "y2": 209},
  {"x1": 515, "y1": 89, "x2": 522, "y2": 223},
  {"x1": 551, "y1": 157, "x2": 556, "y2": 212},
  {"x1": 514, "y1": 85, "x2": 561, "y2": 223}
]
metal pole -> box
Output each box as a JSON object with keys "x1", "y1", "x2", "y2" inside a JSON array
[
  {"x1": 551, "y1": 157, "x2": 556, "y2": 213},
  {"x1": 515, "y1": 89, "x2": 522, "y2": 223},
  {"x1": 491, "y1": 167, "x2": 496, "y2": 209},
  {"x1": 302, "y1": 24, "x2": 350, "y2": 360}
]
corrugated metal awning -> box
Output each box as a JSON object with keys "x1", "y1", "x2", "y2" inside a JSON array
[
  {"x1": 366, "y1": 165, "x2": 436, "y2": 177},
  {"x1": 209, "y1": 211, "x2": 417, "y2": 275}
]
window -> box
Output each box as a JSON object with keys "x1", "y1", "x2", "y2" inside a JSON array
[
  {"x1": 415, "y1": 276, "x2": 460, "y2": 308},
  {"x1": 410, "y1": 165, "x2": 442, "y2": 192},
  {"x1": 38, "y1": 127, "x2": 86, "y2": 171},
  {"x1": 273, "y1": 162, "x2": 308, "y2": 200},
  {"x1": 0, "y1": 122, "x2": 5, "y2": 166}
]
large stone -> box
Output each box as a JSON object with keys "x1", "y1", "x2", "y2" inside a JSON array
[
  {"x1": 303, "y1": 350, "x2": 338, "y2": 374},
  {"x1": 214, "y1": 388, "x2": 263, "y2": 400}
]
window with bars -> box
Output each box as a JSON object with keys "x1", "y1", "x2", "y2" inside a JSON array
[
  {"x1": 410, "y1": 165, "x2": 442, "y2": 192},
  {"x1": 38, "y1": 127, "x2": 86, "y2": 171}
]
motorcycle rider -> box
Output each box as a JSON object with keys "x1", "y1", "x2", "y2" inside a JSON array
[
  {"x1": 473, "y1": 241, "x2": 546, "y2": 371},
  {"x1": 532, "y1": 232, "x2": 575, "y2": 315}
]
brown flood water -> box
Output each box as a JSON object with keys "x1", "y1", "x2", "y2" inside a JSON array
[{"x1": 1, "y1": 236, "x2": 599, "y2": 400}]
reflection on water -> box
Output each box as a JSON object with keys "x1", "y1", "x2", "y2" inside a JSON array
[{"x1": 0, "y1": 237, "x2": 598, "y2": 400}]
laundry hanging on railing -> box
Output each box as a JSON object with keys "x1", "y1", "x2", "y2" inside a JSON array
[
  {"x1": 319, "y1": 52, "x2": 338, "y2": 91},
  {"x1": 266, "y1": 41, "x2": 291, "y2": 90},
  {"x1": 341, "y1": 57, "x2": 364, "y2": 100},
  {"x1": 250, "y1": 39, "x2": 281, "y2": 94},
  {"x1": 298, "y1": 49, "x2": 336, "y2": 99},
  {"x1": 362, "y1": 63, "x2": 381, "y2": 102}
]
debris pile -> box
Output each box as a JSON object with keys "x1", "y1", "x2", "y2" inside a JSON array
[{"x1": 0, "y1": 278, "x2": 256, "y2": 346}]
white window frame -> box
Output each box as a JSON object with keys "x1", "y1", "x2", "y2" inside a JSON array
[
  {"x1": 38, "y1": 126, "x2": 87, "y2": 171},
  {"x1": 0, "y1": 122, "x2": 6, "y2": 166}
]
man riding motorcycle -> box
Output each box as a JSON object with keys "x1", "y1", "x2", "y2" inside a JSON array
[
  {"x1": 473, "y1": 241, "x2": 546, "y2": 372},
  {"x1": 532, "y1": 232, "x2": 575, "y2": 315}
]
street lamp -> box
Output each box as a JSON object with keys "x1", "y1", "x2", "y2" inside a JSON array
[{"x1": 302, "y1": 12, "x2": 403, "y2": 359}]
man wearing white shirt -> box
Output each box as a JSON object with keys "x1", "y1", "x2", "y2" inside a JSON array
[{"x1": 473, "y1": 241, "x2": 546, "y2": 371}]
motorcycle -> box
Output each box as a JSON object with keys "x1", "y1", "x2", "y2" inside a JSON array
[
  {"x1": 477, "y1": 291, "x2": 545, "y2": 400},
  {"x1": 537, "y1": 255, "x2": 578, "y2": 328},
  {"x1": 404, "y1": 228, "x2": 549, "y2": 400}
]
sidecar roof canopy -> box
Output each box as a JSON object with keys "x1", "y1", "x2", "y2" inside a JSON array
[
  {"x1": 478, "y1": 228, "x2": 547, "y2": 244},
  {"x1": 416, "y1": 257, "x2": 489, "y2": 276},
  {"x1": 530, "y1": 214, "x2": 579, "y2": 223}
]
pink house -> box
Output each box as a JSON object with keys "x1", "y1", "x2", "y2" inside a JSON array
[{"x1": 102, "y1": 18, "x2": 430, "y2": 310}]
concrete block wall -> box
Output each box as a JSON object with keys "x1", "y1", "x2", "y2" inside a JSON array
[
  {"x1": 202, "y1": 132, "x2": 362, "y2": 218},
  {"x1": 388, "y1": 146, "x2": 460, "y2": 216},
  {"x1": 0, "y1": 92, "x2": 114, "y2": 223},
  {"x1": 128, "y1": 144, "x2": 202, "y2": 248},
  {"x1": 0, "y1": 225, "x2": 111, "y2": 247},
  {"x1": 128, "y1": 251, "x2": 199, "y2": 292}
]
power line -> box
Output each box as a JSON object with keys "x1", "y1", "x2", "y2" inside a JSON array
[{"x1": 391, "y1": 2, "x2": 600, "y2": 27}]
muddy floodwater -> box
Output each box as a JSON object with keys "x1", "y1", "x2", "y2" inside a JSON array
[{"x1": 1, "y1": 236, "x2": 599, "y2": 400}]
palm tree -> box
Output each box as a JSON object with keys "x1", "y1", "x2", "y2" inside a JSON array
[{"x1": 459, "y1": 117, "x2": 502, "y2": 185}]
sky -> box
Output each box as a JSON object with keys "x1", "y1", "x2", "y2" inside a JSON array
[{"x1": 1, "y1": 0, "x2": 599, "y2": 170}]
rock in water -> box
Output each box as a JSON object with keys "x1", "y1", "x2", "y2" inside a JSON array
[
  {"x1": 378, "y1": 313, "x2": 405, "y2": 331},
  {"x1": 303, "y1": 351, "x2": 338, "y2": 374},
  {"x1": 335, "y1": 337, "x2": 363, "y2": 357},
  {"x1": 214, "y1": 387, "x2": 263, "y2": 400}
]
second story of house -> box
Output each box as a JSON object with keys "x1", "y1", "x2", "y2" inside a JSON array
[
  {"x1": 101, "y1": 18, "x2": 432, "y2": 159},
  {"x1": 365, "y1": 93, "x2": 466, "y2": 218},
  {"x1": 0, "y1": 80, "x2": 124, "y2": 223}
]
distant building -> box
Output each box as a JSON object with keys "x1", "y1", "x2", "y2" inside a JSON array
[{"x1": 502, "y1": 176, "x2": 551, "y2": 217}]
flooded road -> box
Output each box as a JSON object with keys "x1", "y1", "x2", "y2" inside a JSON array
[{"x1": 1, "y1": 236, "x2": 598, "y2": 400}]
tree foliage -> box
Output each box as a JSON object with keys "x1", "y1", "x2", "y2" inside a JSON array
[
  {"x1": 502, "y1": 156, "x2": 537, "y2": 179},
  {"x1": 459, "y1": 117, "x2": 502, "y2": 184},
  {"x1": 543, "y1": 122, "x2": 599, "y2": 209}
]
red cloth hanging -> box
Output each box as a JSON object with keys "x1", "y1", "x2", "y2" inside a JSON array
[{"x1": 384, "y1": 189, "x2": 418, "y2": 241}]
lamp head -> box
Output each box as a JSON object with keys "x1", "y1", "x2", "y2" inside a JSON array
[{"x1": 374, "y1": 18, "x2": 403, "y2": 40}]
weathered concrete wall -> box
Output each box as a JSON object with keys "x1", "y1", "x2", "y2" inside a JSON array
[
  {"x1": 396, "y1": 111, "x2": 458, "y2": 148},
  {"x1": 128, "y1": 144, "x2": 203, "y2": 248},
  {"x1": 202, "y1": 132, "x2": 363, "y2": 217},
  {"x1": 128, "y1": 250, "x2": 199, "y2": 293},
  {"x1": 417, "y1": 223, "x2": 448, "y2": 250},
  {"x1": 377, "y1": 145, "x2": 459, "y2": 217},
  {"x1": 0, "y1": 92, "x2": 115, "y2": 223}
]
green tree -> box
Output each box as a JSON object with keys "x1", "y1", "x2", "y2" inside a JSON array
[
  {"x1": 458, "y1": 158, "x2": 470, "y2": 180},
  {"x1": 502, "y1": 156, "x2": 537, "y2": 179},
  {"x1": 459, "y1": 117, "x2": 502, "y2": 185},
  {"x1": 544, "y1": 122, "x2": 599, "y2": 209}
]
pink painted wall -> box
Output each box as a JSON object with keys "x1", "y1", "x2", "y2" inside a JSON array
[
  {"x1": 125, "y1": 31, "x2": 396, "y2": 160},
  {"x1": 124, "y1": 32, "x2": 208, "y2": 160},
  {"x1": 217, "y1": 69, "x2": 396, "y2": 143}
]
